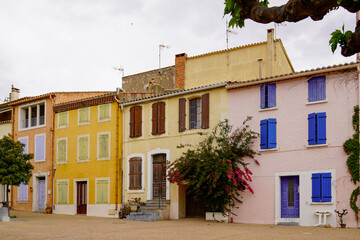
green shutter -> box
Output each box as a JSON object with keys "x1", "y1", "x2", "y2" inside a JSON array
[
  {"x1": 79, "y1": 136, "x2": 89, "y2": 160},
  {"x1": 96, "y1": 180, "x2": 108, "y2": 204},
  {"x1": 99, "y1": 134, "x2": 109, "y2": 159},
  {"x1": 58, "y1": 181, "x2": 68, "y2": 205},
  {"x1": 99, "y1": 104, "x2": 110, "y2": 121},
  {"x1": 79, "y1": 108, "x2": 89, "y2": 123},
  {"x1": 59, "y1": 112, "x2": 68, "y2": 127},
  {"x1": 57, "y1": 139, "x2": 67, "y2": 163}
]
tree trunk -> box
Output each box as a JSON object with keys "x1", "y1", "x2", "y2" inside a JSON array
[{"x1": 6, "y1": 185, "x2": 9, "y2": 217}]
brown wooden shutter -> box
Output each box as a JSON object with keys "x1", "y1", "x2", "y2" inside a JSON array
[
  {"x1": 158, "y1": 102, "x2": 166, "y2": 134},
  {"x1": 135, "y1": 158, "x2": 142, "y2": 189},
  {"x1": 129, "y1": 157, "x2": 142, "y2": 190},
  {"x1": 151, "y1": 103, "x2": 157, "y2": 135},
  {"x1": 134, "y1": 106, "x2": 142, "y2": 137},
  {"x1": 129, "y1": 107, "x2": 135, "y2": 138},
  {"x1": 201, "y1": 93, "x2": 209, "y2": 129},
  {"x1": 179, "y1": 98, "x2": 186, "y2": 132}
]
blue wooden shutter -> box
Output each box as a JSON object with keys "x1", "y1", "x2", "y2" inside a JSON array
[
  {"x1": 260, "y1": 84, "x2": 266, "y2": 109},
  {"x1": 317, "y1": 112, "x2": 326, "y2": 144},
  {"x1": 317, "y1": 76, "x2": 326, "y2": 101},
  {"x1": 19, "y1": 138, "x2": 28, "y2": 154},
  {"x1": 35, "y1": 135, "x2": 45, "y2": 161},
  {"x1": 308, "y1": 113, "x2": 316, "y2": 145},
  {"x1": 260, "y1": 119, "x2": 268, "y2": 149},
  {"x1": 268, "y1": 84, "x2": 276, "y2": 108},
  {"x1": 308, "y1": 78, "x2": 316, "y2": 102},
  {"x1": 268, "y1": 118, "x2": 277, "y2": 148},
  {"x1": 311, "y1": 173, "x2": 321, "y2": 202},
  {"x1": 321, "y1": 173, "x2": 332, "y2": 202}
]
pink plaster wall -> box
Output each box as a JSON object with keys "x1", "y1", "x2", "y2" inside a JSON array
[{"x1": 228, "y1": 70, "x2": 359, "y2": 227}]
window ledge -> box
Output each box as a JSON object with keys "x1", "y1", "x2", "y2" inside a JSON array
[
  {"x1": 34, "y1": 160, "x2": 45, "y2": 163},
  {"x1": 310, "y1": 202, "x2": 333, "y2": 205},
  {"x1": 259, "y1": 148, "x2": 278, "y2": 152},
  {"x1": 126, "y1": 189, "x2": 145, "y2": 194},
  {"x1": 97, "y1": 158, "x2": 110, "y2": 161},
  {"x1": 98, "y1": 119, "x2": 111, "y2": 123},
  {"x1": 17, "y1": 200, "x2": 29, "y2": 203},
  {"x1": 306, "y1": 144, "x2": 328, "y2": 148},
  {"x1": 77, "y1": 159, "x2": 90, "y2": 163},
  {"x1": 58, "y1": 125, "x2": 68, "y2": 129},
  {"x1": 78, "y1": 122, "x2": 90, "y2": 126},
  {"x1": 259, "y1": 107, "x2": 278, "y2": 112},
  {"x1": 56, "y1": 162, "x2": 68, "y2": 165},
  {"x1": 306, "y1": 100, "x2": 328, "y2": 105}
]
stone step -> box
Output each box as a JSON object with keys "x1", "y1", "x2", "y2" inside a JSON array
[{"x1": 124, "y1": 212, "x2": 159, "y2": 222}]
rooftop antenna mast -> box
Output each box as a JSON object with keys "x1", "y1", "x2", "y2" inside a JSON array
[
  {"x1": 159, "y1": 44, "x2": 170, "y2": 85},
  {"x1": 114, "y1": 67, "x2": 124, "y2": 87},
  {"x1": 226, "y1": 20, "x2": 237, "y2": 66}
]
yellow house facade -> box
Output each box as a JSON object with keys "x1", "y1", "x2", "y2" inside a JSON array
[
  {"x1": 53, "y1": 93, "x2": 122, "y2": 217},
  {"x1": 121, "y1": 83, "x2": 228, "y2": 219}
]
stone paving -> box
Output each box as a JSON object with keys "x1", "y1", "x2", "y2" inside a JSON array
[{"x1": 0, "y1": 211, "x2": 359, "y2": 240}]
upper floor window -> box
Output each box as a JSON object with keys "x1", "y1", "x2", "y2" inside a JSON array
[
  {"x1": 308, "y1": 112, "x2": 326, "y2": 145},
  {"x1": 78, "y1": 135, "x2": 89, "y2": 162},
  {"x1": 35, "y1": 134, "x2": 46, "y2": 162},
  {"x1": 19, "y1": 102, "x2": 45, "y2": 129},
  {"x1": 129, "y1": 106, "x2": 142, "y2": 138},
  {"x1": 98, "y1": 104, "x2": 111, "y2": 122},
  {"x1": 98, "y1": 132, "x2": 110, "y2": 160},
  {"x1": 57, "y1": 138, "x2": 67, "y2": 164},
  {"x1": 260, "y1": 83, "x2": 276, "y2": 109},
  {"x1": 260, "y1": 118, "x2": 277, "y2": 149},
  {"x1": 308, "y1": 76, "x2": 326, "y2": 102},
  {"x1": 312, "y1": 173, "x2": 331, "y2": 202},
  {"x1": 179, "y1": 93, "x2": 209, "y2": 131},
  {"x1": 189, "y1": 98, "x2": 201, "y2": 129},
  {"x1": 18, "y1": 137, "x2": 28, "y2": 154},
  {"x1": 58, "y1": 111, "x2": 69, "y2": 128},
  {"x1": 78, "y1": 107, "x2": 90, "y2": 125},
  {"x1": 152, "y1": 102, "x2": 165, "y2": 135}
]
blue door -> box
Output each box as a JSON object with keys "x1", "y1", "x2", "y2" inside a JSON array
[
  {"x1": 38, "y1": 178, "x2": 46, "y2": 210},
  {"x1": 281, "y1": 176, "x2": 299, "y2": 218}
]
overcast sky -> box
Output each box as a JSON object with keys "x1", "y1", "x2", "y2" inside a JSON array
[{"x1": 0, "y1": 0, "x2": 357, "y2": 101}]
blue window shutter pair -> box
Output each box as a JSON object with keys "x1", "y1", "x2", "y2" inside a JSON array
[
  {"x1": 308, "y1": 112, "x2": 326, "y2": 145},
  {"x1": 260, "y1": 84, "x2": 276, "y2": 108},
  {"x1": 312, "y1": 173, "x2": 331, "y2": 202},
  {"x1": 308, "y1": 76, "x2": 325, "y2": 102},
  {"x1": 260, "y1": 118, "x2": 277, "y2": 149}
]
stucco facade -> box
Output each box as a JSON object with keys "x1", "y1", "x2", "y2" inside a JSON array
[
  {"x1": 122, "y1": 84, "x2": 228, "y2": 219},
  {"x1": 53, "y1": 94, "x2": 122, "y2": 218},
  {"x1": 227, "y1": 63, "x2": 359, "y2": 227}
]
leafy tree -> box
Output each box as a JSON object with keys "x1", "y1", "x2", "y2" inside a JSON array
[
  {"x1": 167, "y1": 118, "x2": 259, "y2": 215},
  {"x1": 224, "y1": 0, "x2": 360, "y2": 57},
  {"x1": 0, "y1": 136, "x2": 34, "y2": 216}
]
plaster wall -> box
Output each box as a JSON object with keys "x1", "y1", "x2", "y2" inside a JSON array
[{"x1": 228, "y1": 70, "x2": 359, "y2": 227}]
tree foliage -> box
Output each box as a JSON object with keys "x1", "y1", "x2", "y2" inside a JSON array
[
  {"x1": 0, "y1": 136, "x2": 34, "y2": 187},
  {"x1": 167, "y1": 118, "x2": 259, "y2": 214},
  {"x1": 224, "y1": 0, "x2": 360, "y2": 57}
]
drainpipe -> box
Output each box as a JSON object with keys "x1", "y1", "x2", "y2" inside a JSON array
[
  {"x1": 120, "y1": 102, "x2": 125, "y2": 205},
  {"x1": 49, "y1": 95, "x2": 55, "y2": 211},
  {"x1": 10, "y1": 106, "x2": 15, "y2": 209},
  {"x1": 114, "y1": 96, "x2": 120, "y2": 211}
]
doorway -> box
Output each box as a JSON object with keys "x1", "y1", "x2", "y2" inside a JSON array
[
  {"x1": 281, "y1": 176, "x2": 300, "y2": 218},
  {"x1": 152, "y1": 154, "x2": 166, "y2": 199},
  {"x1": 38, "y1": 177, "x2": 46, "y2": 210},
  {"x1": 77, "y1": 181, "x2": 87, "y2": 214}
]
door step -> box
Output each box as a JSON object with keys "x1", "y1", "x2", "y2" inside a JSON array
[{"x1": 125, "y1": 212, "x2": 159, "y2": 222}]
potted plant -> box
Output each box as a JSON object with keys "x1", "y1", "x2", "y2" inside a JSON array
[
  {"x1": 45, "y1": 205, "x2": 52, "y2": 214},
  {"x1": 127, "y1": 197, "x2": 144, "y2": 212},
  {"x1": 118, "y1": 203, "x2": 130, "y2": 219},
  {"x1": 335, "y1": 209, "x2": 348, "y2": 228}
]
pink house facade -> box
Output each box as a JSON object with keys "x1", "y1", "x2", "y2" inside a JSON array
[{"x1": 227, "y1": 63, "x2": 359, "y2": 227}]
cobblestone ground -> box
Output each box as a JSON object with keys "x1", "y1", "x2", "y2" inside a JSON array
[{"x1": 0, "y1": 211, "x2": 359, "y2": 240}]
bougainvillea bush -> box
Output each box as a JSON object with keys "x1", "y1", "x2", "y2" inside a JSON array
[{"x1": 167, "y1": 118, "x2": 259, "y2": 215}]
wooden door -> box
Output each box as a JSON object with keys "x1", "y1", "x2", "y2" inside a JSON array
[
  {"x1": 77, "y1": 181, "x2": 87, "y2": 214},
  {"x1": 153, "y1": 154, "x2": 166, "y2": 199},
  {"x1": 38, "y1": 177, "x2": 46, "y2": 210},
  {"x1": 186, "y1": 192, "x2": 206, "y2": 218},
  {"x1": 281, "y1": 176, "x2": 300, "y2": 218}
]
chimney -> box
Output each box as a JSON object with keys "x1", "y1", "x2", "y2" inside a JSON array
[
  {"x1": 9, "y1": 85, "x2": 20, "y2": 101},
  {"x1": 266, "y1": 28, "x2": 275, "y2": 78},
  {"x1": 175, "y1": 53, "x2": 187, "y2": 90}
]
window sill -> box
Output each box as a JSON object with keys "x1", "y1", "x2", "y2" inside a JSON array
[
  {"x1": 78, "y1": 122, "x2": 90, "y2": 126},
  {"x1": 17, "y1": 200, "x2": 29, "y2": 204},
  {"x1": 19, "y1": 124, "x2": 46, "y2": 132},
  {"x1": 34, "y1": 160, "x2": 45, "y2": 163},
  {"x1": 310, "y1": 202, "x2": 333, "y2": 205},
  {"x1": 98, "y1": 118, "x2": 111, "y2": 123},
  {"x1": 259, "y1": 148, "x2": 278, "y2": 152},
  {"x1": 56, "y1": 162, "x2": 68, "y2": 165},
  {"x1": 306, "y1": 100, "x2": 328, "y2": 105},
  {"x1": 77, "y1": 159, "x2": 90, "y2": 163},
  {"x1": 127, "y1": 189, "x2": 145, "y2": 194},
  {"x1": 259, "y1": 107, "x2": 278, "y2": 112},
  {"x1": 97, "y1": 158, "x2": 110, "y2": 161},
  {"x1": 306, "y1": 144, "x2": 328, "y2": 148},
  {"x1": 58, "y1": 125, "x2": 68, "y2": 129}
]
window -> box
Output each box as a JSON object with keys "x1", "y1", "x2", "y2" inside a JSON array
[
  {"x1": 129, "y1": 106, "x2": 142, "y2": 138},
  {"x1": 260, "y1": 118, "x2": 277, "y2": 149},
  {"x1": 18, "y1": 182, "x2": 28, "y2": 201},
  {"x1": 78, "y1": 107, "x2": 90, "y2": 125},
  {"x1": 129, "y1": 157, "x2": 142, "y2": 190},
  {"x1": 57, "y1": 180, "x2": 68, "y2": 205},
  {"x1": 18, "y1": 137, "x2": 28, "y2": 154},
  {"x1": 98, "y1": 132, "x2": 110, "y2": 160},
  {"x1": 312, "y1": 173, "x2": 331, "y2": 202},
  {"x1": 179, "y1": 98, "x2": 186, "y2": 132},
  {"x1": 98, "y1": 104, "x2": 111, "y2": 122},
  {"x1": 308, "y1": 76, "x2": 326, "y2": 102},
  {"x1": 19, "y1": 102, "x2": 45, "y2": 129},
  {"x1": 188, "y1": 93, "x2": 209, "y2": 130},
  {"x1": 58, "y1": 111, "x2": 68, "y2": 128},
  {"x1": 78, "y1": 135, "x2": 89, "y2": 162},
  {"x1": 57, "y1": 138, "x2": 67, "y2": 164},
  {"x1": 308, "y1": 112, "x2": 326, "y2": 145},
  {"x1": 152, "y1": 102, "x2": 165, "y2": 135},
  {"x1": 260, "y1": 83, "x2": 276, "y2": 109},
  {"x1": 35, "y1": 134, "x2": 46, "y2": 162},
  {"x1": 96, "y1": 179, "x2": 109, "y2": 204}
]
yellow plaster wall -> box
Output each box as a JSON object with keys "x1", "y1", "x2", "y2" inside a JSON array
[
  {"x1": 54, "y1": 102, "x2": 122, "y2": 206},
  {"x1": 123, "y1": 87, "x2": 228, "y2": 219}
]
